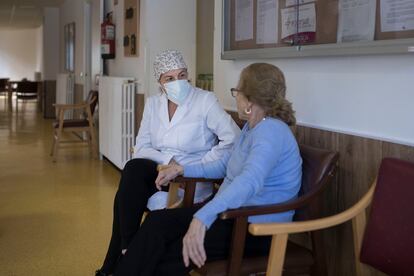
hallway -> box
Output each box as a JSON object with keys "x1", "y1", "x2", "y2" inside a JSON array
[{"x1": 0, "y1": 97, "x2": 120, "y2": 275}]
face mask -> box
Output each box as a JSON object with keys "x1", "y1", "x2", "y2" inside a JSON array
[{"x1": 163, "y1": 79, "x2": 191, "y2": 105}]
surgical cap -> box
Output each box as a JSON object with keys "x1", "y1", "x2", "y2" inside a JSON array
[{"x1": 153, "y1": 50, "x2": 187, "y2": 81}]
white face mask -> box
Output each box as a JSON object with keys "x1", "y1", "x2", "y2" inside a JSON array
[{"x1": 163, "y1": 79, "x2": 191, "y2": 105}]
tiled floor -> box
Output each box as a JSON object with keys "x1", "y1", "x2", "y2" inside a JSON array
[{"x1": 0, "y1": 97, "x2": 120, "y2": 275}]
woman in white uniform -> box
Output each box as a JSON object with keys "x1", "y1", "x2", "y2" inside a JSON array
[{"x1": 96, "y1": 50, "x2": 240, "y2": 276}]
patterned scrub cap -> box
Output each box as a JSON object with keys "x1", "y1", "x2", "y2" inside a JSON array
[{"x1": 153, "y1": 50, "x2": 187, "y2": 81}]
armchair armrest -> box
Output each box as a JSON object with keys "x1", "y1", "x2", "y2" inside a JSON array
[
  {"x1": 170, "y1": 176, "x2": 223, "y2": 208},
  {"x1": 220, "y1": 196, "x2": 313, "y2": 220},
  {"x1": 249, "y1": 181, "x2": 376, "y2": 236}
]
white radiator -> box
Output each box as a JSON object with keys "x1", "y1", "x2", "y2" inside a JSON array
[
  {"x1": 99, "y1": 76, "x2": 136, "y2": 169},
  {"x1": 56, "y1": 73, "x2": 75, "y2": 119}
]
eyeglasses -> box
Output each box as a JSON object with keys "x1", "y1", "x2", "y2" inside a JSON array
[{"x1": 230, "y1": 88, "x2": 241, "y2": 97}]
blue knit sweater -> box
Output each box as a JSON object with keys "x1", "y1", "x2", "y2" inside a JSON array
[{"x1": 183, "y1": 117, "x2": 302, "y2": 228}]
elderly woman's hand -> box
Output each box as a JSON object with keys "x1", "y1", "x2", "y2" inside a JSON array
[
  {"x1": 155, "y1": 164, "x2": 184, "y2": 190},
  {"x1": 183, "y1": 218, "x2": 207, "y2": 268}
]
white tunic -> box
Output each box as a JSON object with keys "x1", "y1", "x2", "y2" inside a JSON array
[{"x1": 133, "y1": 86, "x2": 240, "y2": 209}]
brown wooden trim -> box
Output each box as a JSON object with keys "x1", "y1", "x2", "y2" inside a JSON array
[{"x1": 134, "y1": 93, "x2": 145, "y2": 136}]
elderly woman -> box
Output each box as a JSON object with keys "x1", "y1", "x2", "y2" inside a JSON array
[
  {"x1": 113, "y1": 63, "x2": 302, "y2": 275},
  {"x1": 96, "y1": 50, "x2": 240, "y2": 276}
]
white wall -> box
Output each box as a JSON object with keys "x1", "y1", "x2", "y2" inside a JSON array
[
  {"x1": 105, "y1": 0, "x2": 196, "y2": 96},
  {"x1": 0, "y1": 29, "x2": 42, "y2": 80},
  {"x1": 213, "y1": 0, "x2": 414, "y2": 147},
  {"x1": 43, "y1": 7, "x2": 60, "y2": 80}
]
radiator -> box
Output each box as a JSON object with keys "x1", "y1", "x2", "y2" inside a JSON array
[
  {"x1": 121, "y1": 82, "x2": 136, "y2": 168},
  {"x1": 99, "y1": 76, "x2": 136, "y2": 169},
  {"x1": 56, "y1": 73, "x2": 75, "y2": 119}
]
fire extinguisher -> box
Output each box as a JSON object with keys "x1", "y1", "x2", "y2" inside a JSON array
[{"x1": 101, "y1": 13, "x2": 115, "y2": 59}]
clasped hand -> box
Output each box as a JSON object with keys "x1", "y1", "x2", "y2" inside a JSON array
[{"x1": 155, "y1": 163, "x2": 184, "y2": 190}]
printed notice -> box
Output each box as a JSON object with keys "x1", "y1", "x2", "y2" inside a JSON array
[
  {"x1": 381, "y1": 0, "x2": 414, "y2": 32},
  {"x1": 337, "y1": 0, "x2": 376, "y2": 42},
  {"x1": 235, "y1": 0, "x2": 254, "y2": 41},
  {"x1": 257, "y1": 0, "x2": 278, "y2": 44},
  {"x1": 286, "y1": 0, "x2": 315, "y2": 7},
  {"x1": 281, "y1": 3, "x2": 316, "y2": 43}
]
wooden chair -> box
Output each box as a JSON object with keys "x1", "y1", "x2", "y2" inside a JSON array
[
  {"x1": 15, "y1": 80, "x2": 38, "y2": 100},
  {"x1": 51, "y1": 90, "x2": 98, "y2": 162},
  {"x1": 168, "y1": 144, "x2": 339, "y2": 276},
  {"x1": 249, "y1": 157, "x2": 414, "y2": 276}
]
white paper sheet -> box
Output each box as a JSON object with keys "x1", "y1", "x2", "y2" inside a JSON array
[
  {"x1": 286, "y1": 0, "x2": 315, "y2": 8},
  {"x1": 257, "y1": 0, "x2": 278, "y2": 44},
  {"x1": 381, "y1": 0, "x2": 414, "y2": 32},
  {"x1": 281, "y1": 3, "x2": 316, "y2": 40},
  {"x1": 337, "y1": 0, "x2": 376, "y2": 42},
  {"x1": 235, "y1": 0, "x2": 254, "y2": 41}
]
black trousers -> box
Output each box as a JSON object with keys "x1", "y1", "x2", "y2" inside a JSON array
[
  {"x1": 114, "y1": 207, "x2": 271, "y2": 276},
  {"x1": 100, "y1": 158, "x2": 159, "y2": 274}
]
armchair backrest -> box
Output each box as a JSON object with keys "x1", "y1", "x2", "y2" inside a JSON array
[
  {"x1": 360, "y1": 158, "x2": 414, "y2": 275},
  {"x1": 16, "y1": 81, "x2": 38, "y2": 93},
  {"x1": 294, "y1": 145, "x2": 339, "y2": 222}
]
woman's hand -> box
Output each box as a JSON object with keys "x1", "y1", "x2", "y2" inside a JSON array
[
  {"x1": 182, "y1": 218, "x2": 207, "y2": 268},
  {"x1": 155, "y1": 164, "x2": 184, "y2": 190}
]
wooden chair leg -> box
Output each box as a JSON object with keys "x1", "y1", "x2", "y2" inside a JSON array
[
  {"x1": 53, "y1": 110, "x2": 64, "y2": 162},
  {"x1": 52, "y1": 129, "x2": 62, "y2": 162},
  {"x1": 227, "y1": 217, "x2": 248, "y2": 276},
  {"x1": 86, "y1": 108, "x2": 97, "y2": 159},
  {"x1": 352, "y1": 211, "x2": 371, "y2": 276},
  {"x1": 89, "y1": 127, "x2": 97, "y2": 159},
  {"x1": 266, "y1": 233, "x2": 288, "y2": 276},
  {"x1": 50, "y1": 129, "x2": 56, "y2": 156},
  {"x1": 86, "y1": 130, "x2": 92, "y2": 154}
]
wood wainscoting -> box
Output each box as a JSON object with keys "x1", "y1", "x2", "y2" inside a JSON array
[
  {"x1": 295, "y1": 125, "x2": 414, "y2": 276},
  {"x1": 42, "y1": 80, "x2": 56, "y2": 118},
  {"x1": 135, "y1": 93, "x2": 145, "y2": 137}
]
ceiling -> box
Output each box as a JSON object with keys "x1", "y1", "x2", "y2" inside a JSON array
[{"x1": 0, "y1": 0, "x2": 64, "y2": 29}]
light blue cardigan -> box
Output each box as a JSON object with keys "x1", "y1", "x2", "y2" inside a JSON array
[{"x1": 183, "y1": 117, "x2": 302, "y2": 228}]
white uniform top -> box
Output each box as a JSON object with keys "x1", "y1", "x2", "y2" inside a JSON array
[{"x1": 133, "y1": 86, "x2": 240, "y2": 209}]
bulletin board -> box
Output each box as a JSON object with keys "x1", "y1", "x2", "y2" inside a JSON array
[
  {"x1": 222, "y1": 0, "x2": 414, "y2": 59},
  {"x1": 124, "y1": 0, "x2": 140, "y2": 57}
]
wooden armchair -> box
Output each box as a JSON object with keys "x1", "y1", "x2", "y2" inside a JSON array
[
  {"x1": 249, "y1": 157, "x2": 414, "y2": 276},
  {"x1": 168, "y1": 144, "x2": 339, "y2": 276},
  {"x1": 51, "y1": 90, "x2": 98, "y2": 162}
]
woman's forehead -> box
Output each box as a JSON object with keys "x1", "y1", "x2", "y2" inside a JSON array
[{"x1": 161, "y1": 68, "x2": 187, "y2": 77}]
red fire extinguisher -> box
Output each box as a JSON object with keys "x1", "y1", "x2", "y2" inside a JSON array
[{"x1": 101, "y1": 13, "x2": 115, "y2": 59}]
